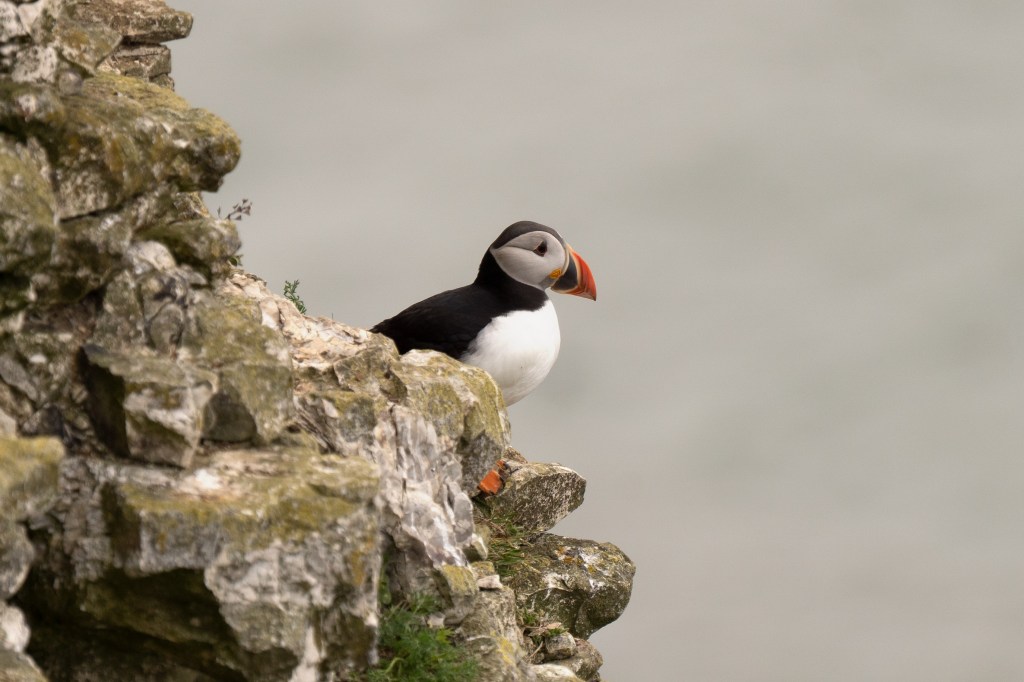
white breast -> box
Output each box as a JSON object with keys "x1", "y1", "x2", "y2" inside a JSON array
[{"x1": 461, "y1": 300, "x2": 561, "y2": 406}]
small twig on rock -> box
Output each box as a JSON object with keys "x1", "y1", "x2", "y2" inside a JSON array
[{"x1": 217, "y1": 198, "x2": 253, "y2": 221}]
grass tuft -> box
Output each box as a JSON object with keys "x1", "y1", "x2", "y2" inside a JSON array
[
  {"x1": 365, "y1": 579, "x2": 477, "y2": 682},
  {"x1": 480, "y1": 511, "x2": 529, "y2": 578}
]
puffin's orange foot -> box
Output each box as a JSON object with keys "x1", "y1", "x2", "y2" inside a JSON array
[{"x1": 477, "y1": 459, "x2": 509, "y2": 495}]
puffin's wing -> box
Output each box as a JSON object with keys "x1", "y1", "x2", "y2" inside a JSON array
[{"x1": 370, "y1": 285, "x2": 495, "y2": 359}]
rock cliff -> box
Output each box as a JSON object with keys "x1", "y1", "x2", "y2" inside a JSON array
[{"x1": 0, "y1": 2, "x2": 634, "y2": 680}]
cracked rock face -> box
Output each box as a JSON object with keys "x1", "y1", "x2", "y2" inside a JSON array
[{"x1": 459, "y1": 562, "x2": 534, "y2": 682}]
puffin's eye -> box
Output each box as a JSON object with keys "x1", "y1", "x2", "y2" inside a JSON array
[{"x1": 534, "y1": 242, "x2": 548, "y2": 256}]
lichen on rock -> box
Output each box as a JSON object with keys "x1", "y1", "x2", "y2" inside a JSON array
[
  {"x1": 0, "y1": 435, "x2": 62, "y2": 679},
  {"x1": 233, "y1": 273, "x2": 499, "y2": 599},
  {"x1": 184, "y1": 286, "x2": 294, "y2": 444},
  {"x1": 480, "y1": 459, "x2": 587, "y2": 536},
  {"x1": 45, "y1": 72, "x2": 240, "y2": 219},
  {"x1": 505, "y1": 534, "x2": 635, "y2": 640},
  {"x1": 81, "y1": 343, "x2": 217, "y2": 467}
]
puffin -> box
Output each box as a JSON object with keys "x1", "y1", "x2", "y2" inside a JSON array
[{"x1": 371, "y1": 221, "x2": 596, "y2": 405}]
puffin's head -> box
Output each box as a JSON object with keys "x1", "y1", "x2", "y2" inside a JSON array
[{"x1": 488, "y1": 221, "x2": 597, "y2": 300}]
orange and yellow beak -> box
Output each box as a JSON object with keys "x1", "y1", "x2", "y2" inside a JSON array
[{"x1": 551, "y1": 245, "x2": 597, "y2": 301}]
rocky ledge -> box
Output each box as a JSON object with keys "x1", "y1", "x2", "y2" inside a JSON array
[{"x1": 0, "y1": 1, "x2": 634, "y2": 680}]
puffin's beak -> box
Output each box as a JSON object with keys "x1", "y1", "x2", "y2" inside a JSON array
[{"x1": 551, "y1": 245, "x2": 597, "y2": 301}]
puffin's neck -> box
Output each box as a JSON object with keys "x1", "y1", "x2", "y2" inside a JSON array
[{"x1": 474, "y1": 251, "x2": 549, "y2": 310}]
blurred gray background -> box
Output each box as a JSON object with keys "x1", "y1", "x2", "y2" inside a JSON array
[{"x1": 171, "y1": 2, "x2": 1024, "y2": 679}]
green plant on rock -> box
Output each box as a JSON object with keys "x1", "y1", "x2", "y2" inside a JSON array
[
  {"x1": 365, "y1": 580, "x2": 477, "y2": 682},
  {"x1": 519, "y1": 604, "x2": 567, "y2": 658},
  {"x1": 479, "y1": 509, "x2": 529, "y2": 578},
  {"x1": 283, "y1": 279, "x2": 307, "y2": 314},
  {"x1": 523, "y1": 620, "x2": 566, "y2": 644}
]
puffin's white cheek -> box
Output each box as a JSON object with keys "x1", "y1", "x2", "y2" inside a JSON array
[{"x1": 493, "y1": 248, "x2": 549, "y2": 288}]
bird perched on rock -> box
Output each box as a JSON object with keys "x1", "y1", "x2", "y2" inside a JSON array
[{"x1": 371, "y1": 221, "x2": 596, "y2": 406}]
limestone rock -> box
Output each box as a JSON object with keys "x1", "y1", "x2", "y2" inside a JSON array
[
  {"x1": 0, "y1": 135, "x2": 56, "y2": 279},
  {"x1": 477, "y1": 572, "x2": 503, "y2": 591},
  {"x1": 0, "y1": 306, "x2": 97, "y2": 441},
  {"x1": 184, "y1": 287, "x2": 293, "y2": 444},
  {"x1": 10, "y1": 44, "x2": 57, "y2": 84},
  {"x1": 66, "y1": 0, "x2": 193, "y2": 44},
  {"x1": 230, "y1": 273, "x2": 509, "y2": 599},
  {"x1": 81, "y1": 344, "x2": 216, "y2": 467},
  {"x1": 481, "y1": 460, "x2": 586, "y2": 536},
  {"x1": 0, "y1": 602, "x2": 29, "y2": 652},
  {"x1": 0, "y1": 436, "x2": 62, "y2": 673},
  {"x1": 26, "y1": 446, "x2": 382, "y2": 680},
  {"x1": 89, "y1": 245, "x2": 181, "y2": 353},
  {"x1": 50, "y1": 15, "x2": 121, "y2": 75},
  {"x1": 41, "y1": 72, "x2": 239, "y2": 219},
  {"x1": 20, "y1": 634, "x2": 219, "y2": 682},
  {"x1": 458, "y1": 561, "x2": 533, "y2": 682},
  {"x1": 556, "y1": 638, "x2": 604, "y2": 682},
  {"x1": 0, "y1": 436, "x2": 63, "y2": 521},
  {"x1": 435, "y1": 563, "x2": 479, "y2": 625},
  {"x1": 543, "y1": 631, "x2": 576, "y2": 661},
  {"x1": 0, "y1": 3, "x2": 27, "y2": 44},
  {"x1": 505, "y1": 534, "x2": 635, "y2": 639},
  {"x1": 398, "y1": 348, "x2": 512, "y2": 495},
  {"x1": 0, "y1": 81, "x2": 65, "y2": 129},
  {"x1": 137, "y1": 216, "x2": 241, "y2": 279},
  {"x1": 40, "y1": 189, "x2": 175, "y2": 304},
  {"x1": 0, "y1": 649, "x2": 45, "y2": 682},
  {"x1": 0, "y1": 134, "x2": 55, "y2": 324},
  {"x1": 0, "y1": 519, "x2": 32, "y2": 600},
  {"x1": 531, "y1": 664, "x2": 586, "y2": 682},
  {"x1": 99, "y1": 43, "x2": 170, "y2": 79}
]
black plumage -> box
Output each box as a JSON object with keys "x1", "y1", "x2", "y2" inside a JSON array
[{"x1": 371, "y1": 250, "x2": 546, "y2": 359}]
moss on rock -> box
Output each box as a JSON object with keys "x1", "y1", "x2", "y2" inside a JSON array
[
  {"x1": 0, "y1": 81, "x2": 65, "y2": 133},
  {"x1": 66, "y1": 0, "x2": 194, "y2": 44},
  {"x1": 396, "y1": 350, "x2": 511, "y2": 494},
  {"x1": 137, "y1": 217, "x2": 241, "y2": 279},
  {"x1": 41, "y1": 72, "x2": 239, "y2": 218},
  {"x1": 480, "y1": 461, "x2": 586, "y2": 536},
  {"x1": 185, "y1": 290, "x2": 293, "y2": 444},
  {"x1": 0, "y1": 436, "x2": 63, "y2": 520},
  {"x1": 26, "y1": 446, "x2": 382, "y2": 680},
  {"x1": 0, "y1": 136, "x2": 57, "y2": 278}
]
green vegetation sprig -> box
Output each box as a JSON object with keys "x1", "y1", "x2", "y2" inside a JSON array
[
  {"x1": 283, "y1": 280, "x2": 307, "y2": 314},
  {"x1": 366, "y1": 580, "x2": 477, "y2": 682}
]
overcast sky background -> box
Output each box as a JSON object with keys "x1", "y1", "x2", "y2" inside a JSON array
[{"x1": 171, "y1": 3, "x2": 1024, "y2": 679}]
